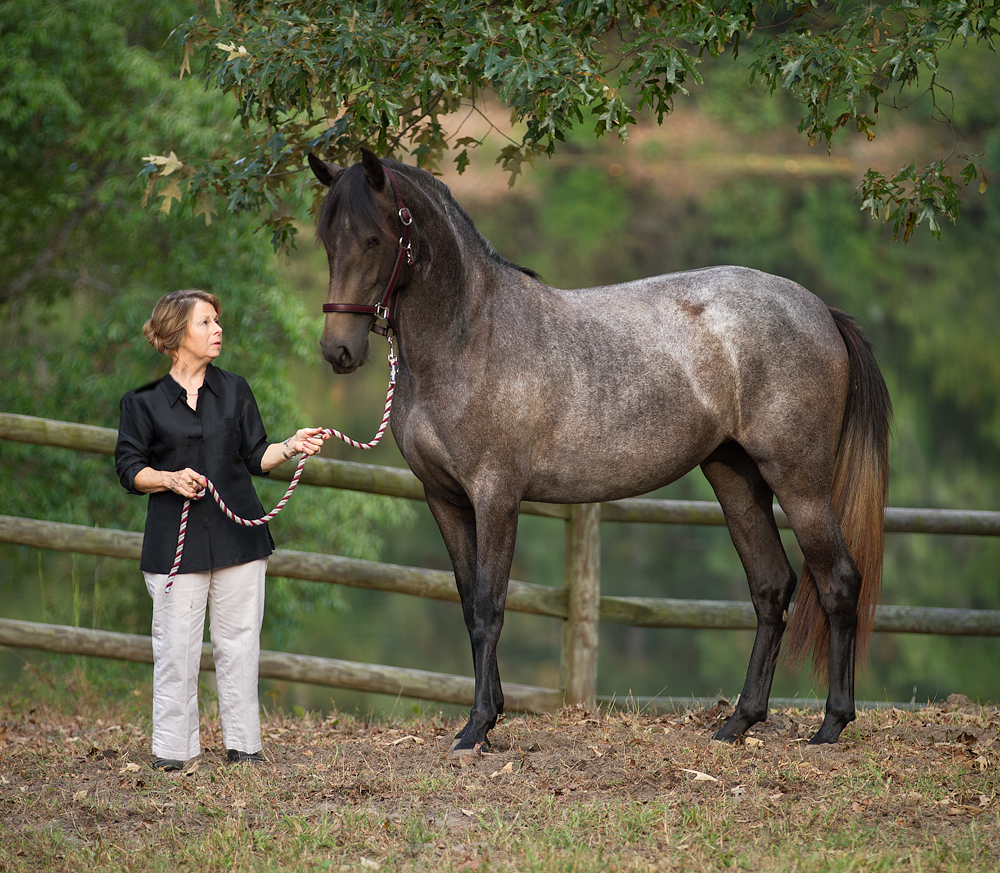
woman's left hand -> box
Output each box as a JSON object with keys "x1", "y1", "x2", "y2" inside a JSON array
[{"x1": 289, "y1": 427, "x2": 329, "y2": 457}]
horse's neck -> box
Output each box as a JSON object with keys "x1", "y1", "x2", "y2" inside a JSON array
[
  {"x1": 397, "y1": 197, "x2": 498, "y2": 366},
  {"x1": 398, "y1": 264, "x2": 488, "y2": 371}
]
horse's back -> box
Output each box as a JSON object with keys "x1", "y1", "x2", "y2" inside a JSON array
[
  {"x1": 566, "y1": 265, "x2": 838, "y2": 342},
  {"x1": 545, "y1": 264, "x2": 846, "y2": 402}
]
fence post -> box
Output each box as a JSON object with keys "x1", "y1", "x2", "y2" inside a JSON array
[{"x1": 560, "y1": 502, "x2": 601, "y2": 708}]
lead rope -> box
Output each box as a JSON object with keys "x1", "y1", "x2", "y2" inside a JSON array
[{"x1": 165, "y1": 341, "x2": 398, "y2": 592}]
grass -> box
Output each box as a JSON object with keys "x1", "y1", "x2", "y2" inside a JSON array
[{"x1": 1, "y1": 669, "x2": 999, "y2": 871}]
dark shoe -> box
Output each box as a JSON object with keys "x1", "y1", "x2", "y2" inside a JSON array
[
  {"x1": 152, "y1": 757, "x2": 184, "y2": 771},
  {"x1": 226, "y1": 748, "x2": 265, "y2": 764}
]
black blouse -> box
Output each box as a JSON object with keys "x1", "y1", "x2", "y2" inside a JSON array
[{"x1": 115, "y1": 365, "x2": 275, "y2": 574}]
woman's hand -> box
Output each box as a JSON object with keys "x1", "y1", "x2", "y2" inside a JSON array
[
  {"x1": 287, "y1": 427, "x2": 329, "y2": 457},
  {"x1": 133, "y1": 466, "x2": 206, "y2": 496},
  {"x1": 261, "y1": 427, "x2": 330, "y2": 472},
  {"x1": 166, "y1": 467, "x2": 206, "y2": 499}
]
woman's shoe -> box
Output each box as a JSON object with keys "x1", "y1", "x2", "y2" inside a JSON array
[
  {"x1": 226, "y1": 749, "x2": 265, "y2": 764},
  {"x1": 152, "y1": 757, "x2": 184, "y2": 771}
]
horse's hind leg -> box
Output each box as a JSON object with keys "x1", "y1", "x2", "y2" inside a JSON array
[
  {"x1": 701, "y1": 442, "x2": 798, "y2": 742},
  {"x1": 775, "y1": 493, "x2": 862, "y2": 744}
]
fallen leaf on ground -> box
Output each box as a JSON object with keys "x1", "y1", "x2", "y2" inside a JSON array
[
  {"x1": 948, "y1": 805, "x2": 983, "y2": 816},
  {"x1": 680, "y1": 768, "x2": 718, "y2": 782}
]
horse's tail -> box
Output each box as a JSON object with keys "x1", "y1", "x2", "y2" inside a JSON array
[{"x1": 785, "y1": 308, "x2": 892, "y2": 674}]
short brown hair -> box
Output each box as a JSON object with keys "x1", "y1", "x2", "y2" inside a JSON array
[{"x1": 142, "y1": 289, "x2": 221, "y2": 355}]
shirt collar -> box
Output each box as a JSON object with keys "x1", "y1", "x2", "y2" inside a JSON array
[
  {"x1": 160, "y1": 365, "x2": 221, "y2": 407},
  {"x1": 202, "y1": 364, "x2": 223, "y2": 397}
]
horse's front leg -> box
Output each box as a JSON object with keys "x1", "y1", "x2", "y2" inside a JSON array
[{"x1": 426, "y1": 491, "x2": 518, "y2": 751}]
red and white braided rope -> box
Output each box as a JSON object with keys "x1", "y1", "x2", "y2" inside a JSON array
[{"x1": 165, "y1": 345, "x2": 397, "y2": 591}]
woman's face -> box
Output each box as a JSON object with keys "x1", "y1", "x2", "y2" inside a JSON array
[{"x1": 179, "y1": 300, "x2": 223, "y2": 363}]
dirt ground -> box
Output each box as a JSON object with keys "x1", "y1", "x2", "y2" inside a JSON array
[{"x1": 2, "y1": 694, "x2": 999, "y2": 871}]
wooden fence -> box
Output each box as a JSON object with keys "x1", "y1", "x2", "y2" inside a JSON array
[{"x1": 2, "y1": 411, "x2": 1000, "y2": 712}]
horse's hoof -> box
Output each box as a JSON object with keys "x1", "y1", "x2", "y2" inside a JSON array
[
  {"x1": 712, "y1": 724, "x2": 747, "y2": 744},
  {"x1": 450, "y1": 740, "x2": 486, "y2": 757},
  {"x1": 712, "y1": 723, "x2": 743, "y2": 743},
  {"x1": 807, "y1": 712, "x2": 854, "y2": 746}
]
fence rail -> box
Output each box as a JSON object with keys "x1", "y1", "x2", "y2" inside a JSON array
[
  {"x1": 4, "y1": 514, "x2": 1000, "y2": 636},
  {"x1": 3, "y1": 411, "x2": 1000, "y2": 711},
  {"x1": 0, "y1": 617, "x2": 561, "y2": 712}
]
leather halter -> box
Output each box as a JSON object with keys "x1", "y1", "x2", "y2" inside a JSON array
[{"x1": 321, "y1": 164, "x2": 414, "y2": 338}]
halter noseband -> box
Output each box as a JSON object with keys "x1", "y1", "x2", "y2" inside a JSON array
[{"x1": 321, "y1": 164, "x2": 414, "y2": 338}]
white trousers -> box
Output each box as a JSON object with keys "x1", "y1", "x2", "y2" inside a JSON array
[{"x1": 143, "y1": 558, "x2": 267, "y2": 761}]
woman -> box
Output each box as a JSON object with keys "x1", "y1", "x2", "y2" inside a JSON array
[{"x1": 115, "y1": 289, "x2": 328, "y2": 771}]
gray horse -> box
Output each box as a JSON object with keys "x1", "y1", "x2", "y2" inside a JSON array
[{"x1": 309, "y1": 149, "x2": 891, "y2": 750}]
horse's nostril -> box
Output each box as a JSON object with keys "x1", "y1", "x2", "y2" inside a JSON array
[
  {"x1": 323, "y1": 342, "x2": 355, "y2": 372},
  {"x1": 321, "y1": 337, "x2": 348, "y2": 369}
]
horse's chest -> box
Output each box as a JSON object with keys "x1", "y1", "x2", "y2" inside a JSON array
[{"x1": 392, "y1": 401, "x2": 474, "y2": 499}]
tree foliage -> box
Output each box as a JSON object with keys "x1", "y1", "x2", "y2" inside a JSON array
[
  {"x1": 139, "y1": 0, "x2": 999, "y2": 251},
  {"x1": 0, "y1": 1, "x2": 242, "y2": 305}
]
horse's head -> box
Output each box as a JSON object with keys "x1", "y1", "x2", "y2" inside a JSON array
[{"x1": 309, "y1": 149, "x2": 411, "y2": 373}]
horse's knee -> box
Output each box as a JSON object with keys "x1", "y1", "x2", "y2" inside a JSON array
[
  {"x1": 752, "y1": 565, "x2": 798, "y2": 625},
  {"x1": 469, "y1": 616, "x2": 504, "y2": 652}
]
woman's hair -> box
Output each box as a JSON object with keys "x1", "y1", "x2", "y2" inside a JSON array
[{"x1": 142, "y1": 289, "x2": 221, "y2": 355}]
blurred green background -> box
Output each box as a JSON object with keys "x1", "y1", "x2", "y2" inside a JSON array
[{"x1": 2, "y1": 1, "x2": 998, "y2": 719}]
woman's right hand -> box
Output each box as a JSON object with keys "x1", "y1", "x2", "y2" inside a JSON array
[{"x1": 166, "y1": 467, "x2": 206, "y2": 499}]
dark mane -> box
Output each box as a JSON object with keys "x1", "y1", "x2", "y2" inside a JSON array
[
  {"x1": 404, "y1": 164, "x2": 540, "y2": 280},
  {"x1": 317, "y1": 158, "x2": 538, "y2": 280}
]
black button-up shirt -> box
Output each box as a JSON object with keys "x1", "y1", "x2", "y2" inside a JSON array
[{"x1": 115, "y1": 365, "x2": 274, "y2": 574}]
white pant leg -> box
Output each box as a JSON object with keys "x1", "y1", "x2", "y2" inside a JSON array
[
  {"x1": 208, "y1": 558, "x2": 266, "y2": 754},
  {"x1": 144, "y1": 568, "x2": 212, "y2": 761}
]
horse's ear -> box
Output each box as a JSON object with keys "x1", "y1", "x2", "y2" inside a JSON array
[
  {"x1": 308, "y1": 153, "x2": 342, "y2": 188},
  {"x1": 360, "y1": 147, "x2": 386, "y2": 191}
]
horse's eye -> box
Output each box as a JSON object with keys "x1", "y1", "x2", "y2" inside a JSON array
[{"x1": 366, "y1": 236, "x2": 381, "y2": 250}]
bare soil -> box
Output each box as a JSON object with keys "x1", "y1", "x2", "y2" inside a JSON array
[{"x1": 2, "y1": 694, "x2": 999, "y2": 871}]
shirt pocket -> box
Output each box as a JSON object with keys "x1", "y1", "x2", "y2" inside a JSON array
[{"x1": 208, "y1": 417, "x2": 242, "y2": 461}]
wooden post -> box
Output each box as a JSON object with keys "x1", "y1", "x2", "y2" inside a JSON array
[{"x1": 560, "y1": 503, "x2": 601, "y2": 707}]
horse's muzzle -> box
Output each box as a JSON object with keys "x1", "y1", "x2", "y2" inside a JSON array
[{"x1": 321, "y1": 337, "x2": 368, "y2": 374}]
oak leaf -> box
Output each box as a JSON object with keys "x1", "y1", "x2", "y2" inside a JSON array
[{"x1": 158, "y1": 179, "x2": 183, "y2": 215}]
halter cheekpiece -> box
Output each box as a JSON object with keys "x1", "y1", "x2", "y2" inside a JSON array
[{"x1": 321, "y1": 164, "x2": 414, "y2": 337}]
